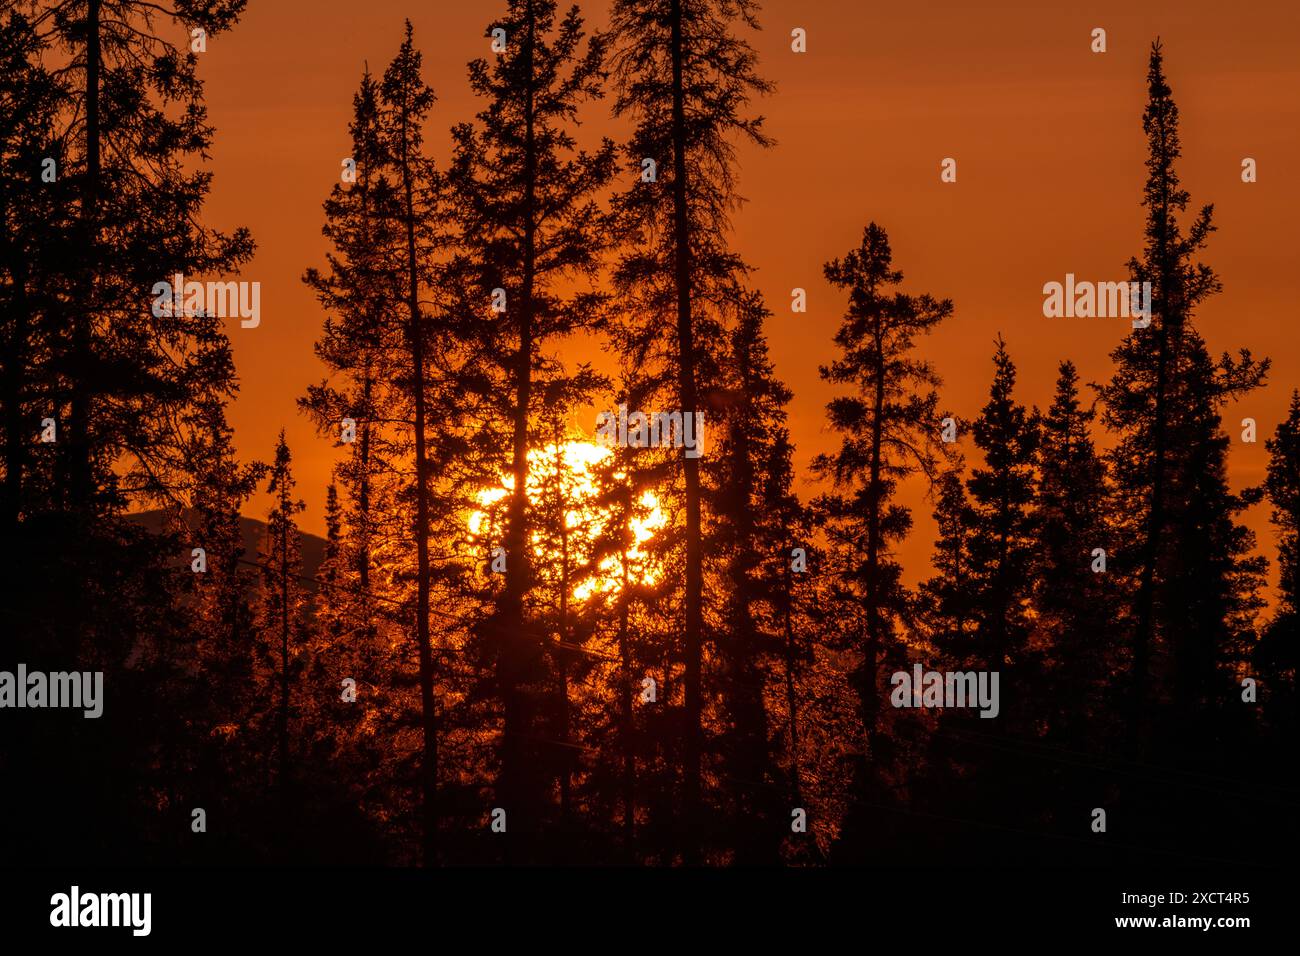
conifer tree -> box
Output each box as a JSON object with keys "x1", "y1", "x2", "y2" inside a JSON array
[
  {"x1": 182, "y1": 391, "x2": 264, "y2": 715},
  {"x1": 1035, "y1": 361, "x2": 1117, "y2": 736},
  {"x1": 811, "y1": 224, "x2": 952, "y2": 759},
  {"x1": 581, "y1": 422, "x2": 668, "y2": 856},
  {"x1": 1, "y1": 2, "x2": 254, "y2": 862},
  {"x1": 1101, "y1": 41, "x2": 1268, "y2": 743},
  {"x1": 315, "y1": 480, "x2": 346, "y2": 649},
  {"x1": 302, "y1": 68, "x2": 398, "y2": 604},
  {"x1": 915, "y1": 342, "x2": 1039, "y2": 856},
  {"x1": 609, "y1": 0, "x2": 773, "y2": 855},
  {"x1": 809, "y1": 224, "x2": 952, "y2": 861},
  {"x1": 0, "y1": 8, "x2": 71, "y2": 530},
  {"x1": 378, "y1": 22, "x2": 446, "y2": 866},
  {"x1": 963, "y1": 337, "x2": 1038, "y2": 678},
  {"x1": 300, "y1": 65, "x2": 415, "y2": 862},
  {"x1": 918, "y1": 468, "x2": 973, "y2": 648},
  {"x1": 255, "y1": 431, "x2": 307, "y2": 803},
  {"x1": 709, "y1": 289, "x2": 797, "y2": 862},
  {"x1": 449, "y1": 0, "x2": 617, "y2": 848},
  {"x1": 1259, "y1": 392, "x2": 1299, "y2": 733},
  {"x1": 30, "y1": 0, "x2": 254, "y2": 515}
]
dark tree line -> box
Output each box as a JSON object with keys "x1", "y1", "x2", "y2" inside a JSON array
[{"x1": 1, "y1": 1, "x2": 1294, "y2": 866}]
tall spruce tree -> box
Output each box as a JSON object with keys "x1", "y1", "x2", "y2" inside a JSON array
[
  {"x1": 448, "y1": 0, "x2": 616, "y2": 854},
  {"x1": 378, "y1": 22, "x2": 447, "y2": 866},
  {"x1": 918, "y1": 467, "x2": 973, "y2": 649},
  {"x1": 1100, "y1": 40, "x2": 1268, "y2": 747},
  {"x1": 963, "y1": 337, "x2": 1038, "y2": 679},
  {"x1": 1035, "y1": 360, "x2": 1118, "y2": 737},
  {"x1": 255, "y1": 432, "x2": 307, "y2": 802},
  {"x1": 0, "y1": 8, "x2": 71, "y2": 530},
  {"x1": 29, "y1": 0, "x2": 253, "y2": 515},
  {"x1": 2, "y1": 1, "x2": 254, "y2": 862},
  {"x1": 580, "y1": 423, "x2": 670, "y2": 857},
  {"x1": 915, "y1": 341, "x2": 1039, "y2": 861},
  {"x1": 708, "y1": 289, "x2": 798, "y2": 863},
  {"x1": 609, "y1": 0, "x2": 773, "y2": 858},
  {"x1": 1258, "y1": 392, "x2": 1299, "y2": 734},
  {"x1": 300, "y1": 65, "x2": 413, "y2": 863},
  {"x1": 811, "y1": 223, "x2": 952, "y2": 841},
  {"x1": 302, "y1": 68, "x2": 398, "y2": 604}
]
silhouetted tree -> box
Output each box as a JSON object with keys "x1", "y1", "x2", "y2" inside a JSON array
[
  {"x1": 813, "y1": 223, "x2": 952, "y2": 740},
  {"x1": 0, "y1": 8, "x2": 71, "y2": 530},
  {"x1": 963, "y1": 337, "x2": 1038, "y2": 678},
  {"x1": 448, "y1": 0, "x2": 616, "y2": 854},
  {"x1": 918, "y1": 468, "x2": 972, "y2": 646},
  {"x1": 0, "y1": 0, "x2": 255, "y2": 865},
  {"x1": 1035, "y1": 360, "x2": 1118, "y2": 738},
  {"x1": 379, "y1": 22, "x2": 447, "y2": 866},
  {"x1": 1100, "y1": 40, "x2": 1269, "y2": 747},
  {"x1": 810, "y1": 224, "x2": 952, "y2": 859},
  {"x1": 1258, "y1": 391, "x2": 1299, "y2": 734},
  {"x1": 255, "y1": 432, "x2": 307, "y2": 803},
  {"x1": 31, "y1": 0, "x2": 253, "y2": 515},
  {"x1": 709, "y1": 289, "x2": 798, "y2": 863},
  {"x1": 302, "y1": 68, "x2": 396, "y2": 605},
  {"x1": 609, "y1": 0, "x2": 773, "y2": 857}
]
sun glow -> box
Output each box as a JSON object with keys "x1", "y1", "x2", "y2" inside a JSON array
[{"x1": 467, "y1": 440, "x2": 665, "y2": 601}]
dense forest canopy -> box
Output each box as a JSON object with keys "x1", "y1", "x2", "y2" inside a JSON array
[{"x1": 0, "y1": 0, "x2": 1294, "y2": 866}]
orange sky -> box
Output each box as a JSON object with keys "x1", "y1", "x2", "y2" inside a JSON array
[{"x1": 195, "y1": 0, "x2": 1300, "y2": 597}]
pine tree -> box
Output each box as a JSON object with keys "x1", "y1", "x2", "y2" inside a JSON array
[
  {"x1": 378, "y1": 21, "x2": 446, "y2": 866},
  {"x1": 255, "y1": 432, "x2": 307, "y2": 805},
  {"x1": 709, "y1": 289, "x2": 798, "y2": 863},
  {"x1": 914, "y1": 341, "x2": 1039, "y2": 859},
  {"x1": 811, "y1": 224, "x2": 952, "y2": 808},
  {"x1": 581, "y1": 418, "x2": 669, "y2": 857},
  {"x1": 315, "y1": 480, "x2": 346, "y2": 647},
  {"x1": 1100, "y1": 40, "x2": 1268, "y2": 746},
  {"x1": 449, "y1": 0, "x2": 617, "y2": 851},
  {"x1": 302, "y1": 67, "x2": 398, "y2": 605},
  {"x1": 300, "y1": 65, "x2": 414, "y2": 863},
  {"x1": 963, "y1": 337, "x2": 1038, "y2": 679},
  {"x1": 32, "y1": 0, "x2": 254, "y2": 515},
  {"x1": 182, "y1": 390, "x2": 265, "y2": 723},
  {"x1": 768, "y1": 430, "x2": 814, "y2": 815},
  {"x1": 1035, "y1": 361, "x2": 1118, "y2": 737},
  {"x1": 303, "y1": 28, "x2": 504, "y2": 865},
  {"x1": 609, "y1": 0, "x2": 773, "y2": 858},
  {"x1": 1259, "y1": 392, "x2": 1299, "y2": 733},
  {"x1": 0, "y1": 8, "x2": 72, "y2": 531},
  {"x1": 918, "y1": 467, "x2": 973, "y2": 648},
  {"x1": 2, "y1": 1, "x2": 254, "y2": 862}
]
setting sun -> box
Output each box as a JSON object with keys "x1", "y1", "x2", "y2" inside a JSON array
[{"x1": 468, "y1": 440, "x2": 665, "y2": 600}]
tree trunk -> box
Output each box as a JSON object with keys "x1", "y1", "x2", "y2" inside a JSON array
[
  {"x1": 279, "y1": 508, "x2": 290, "y2": 794},
  {"x1": 781, "y1": 558, "x2": 801, "y2": 806},
  {"x1": 399, "y1": 96, "x2": 439, "y2": 868},
  {"x1": 498, "y1": 0, "x2": 540, "y2": 859},
  {"x1": 1130, "y1": 175, "x2": 1175, "y2": 752},
  {"x1": 669, "y1": 0, "x2": 705, "y2": 865},
  {"x1": 2, "y1": 202, "x2": 28, "y2": 532},
  {"x1": 71, "y1": 0, "x2": 101, "y2": 513},
  {"x1": 862, "y1": 323, "x2": 886, "y2": 746},
  {"x1": 556, "y1": 442, "x2": 572, "y2": 829}
]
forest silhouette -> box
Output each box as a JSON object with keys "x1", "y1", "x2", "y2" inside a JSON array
[{"x1": 0, "y1": 0, "x2": 1295, "y2": 867}]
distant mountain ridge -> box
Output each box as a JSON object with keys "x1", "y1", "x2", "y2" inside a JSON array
[{"x1": 127, "y1": 508, "x2": 328, "y2": 580}]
